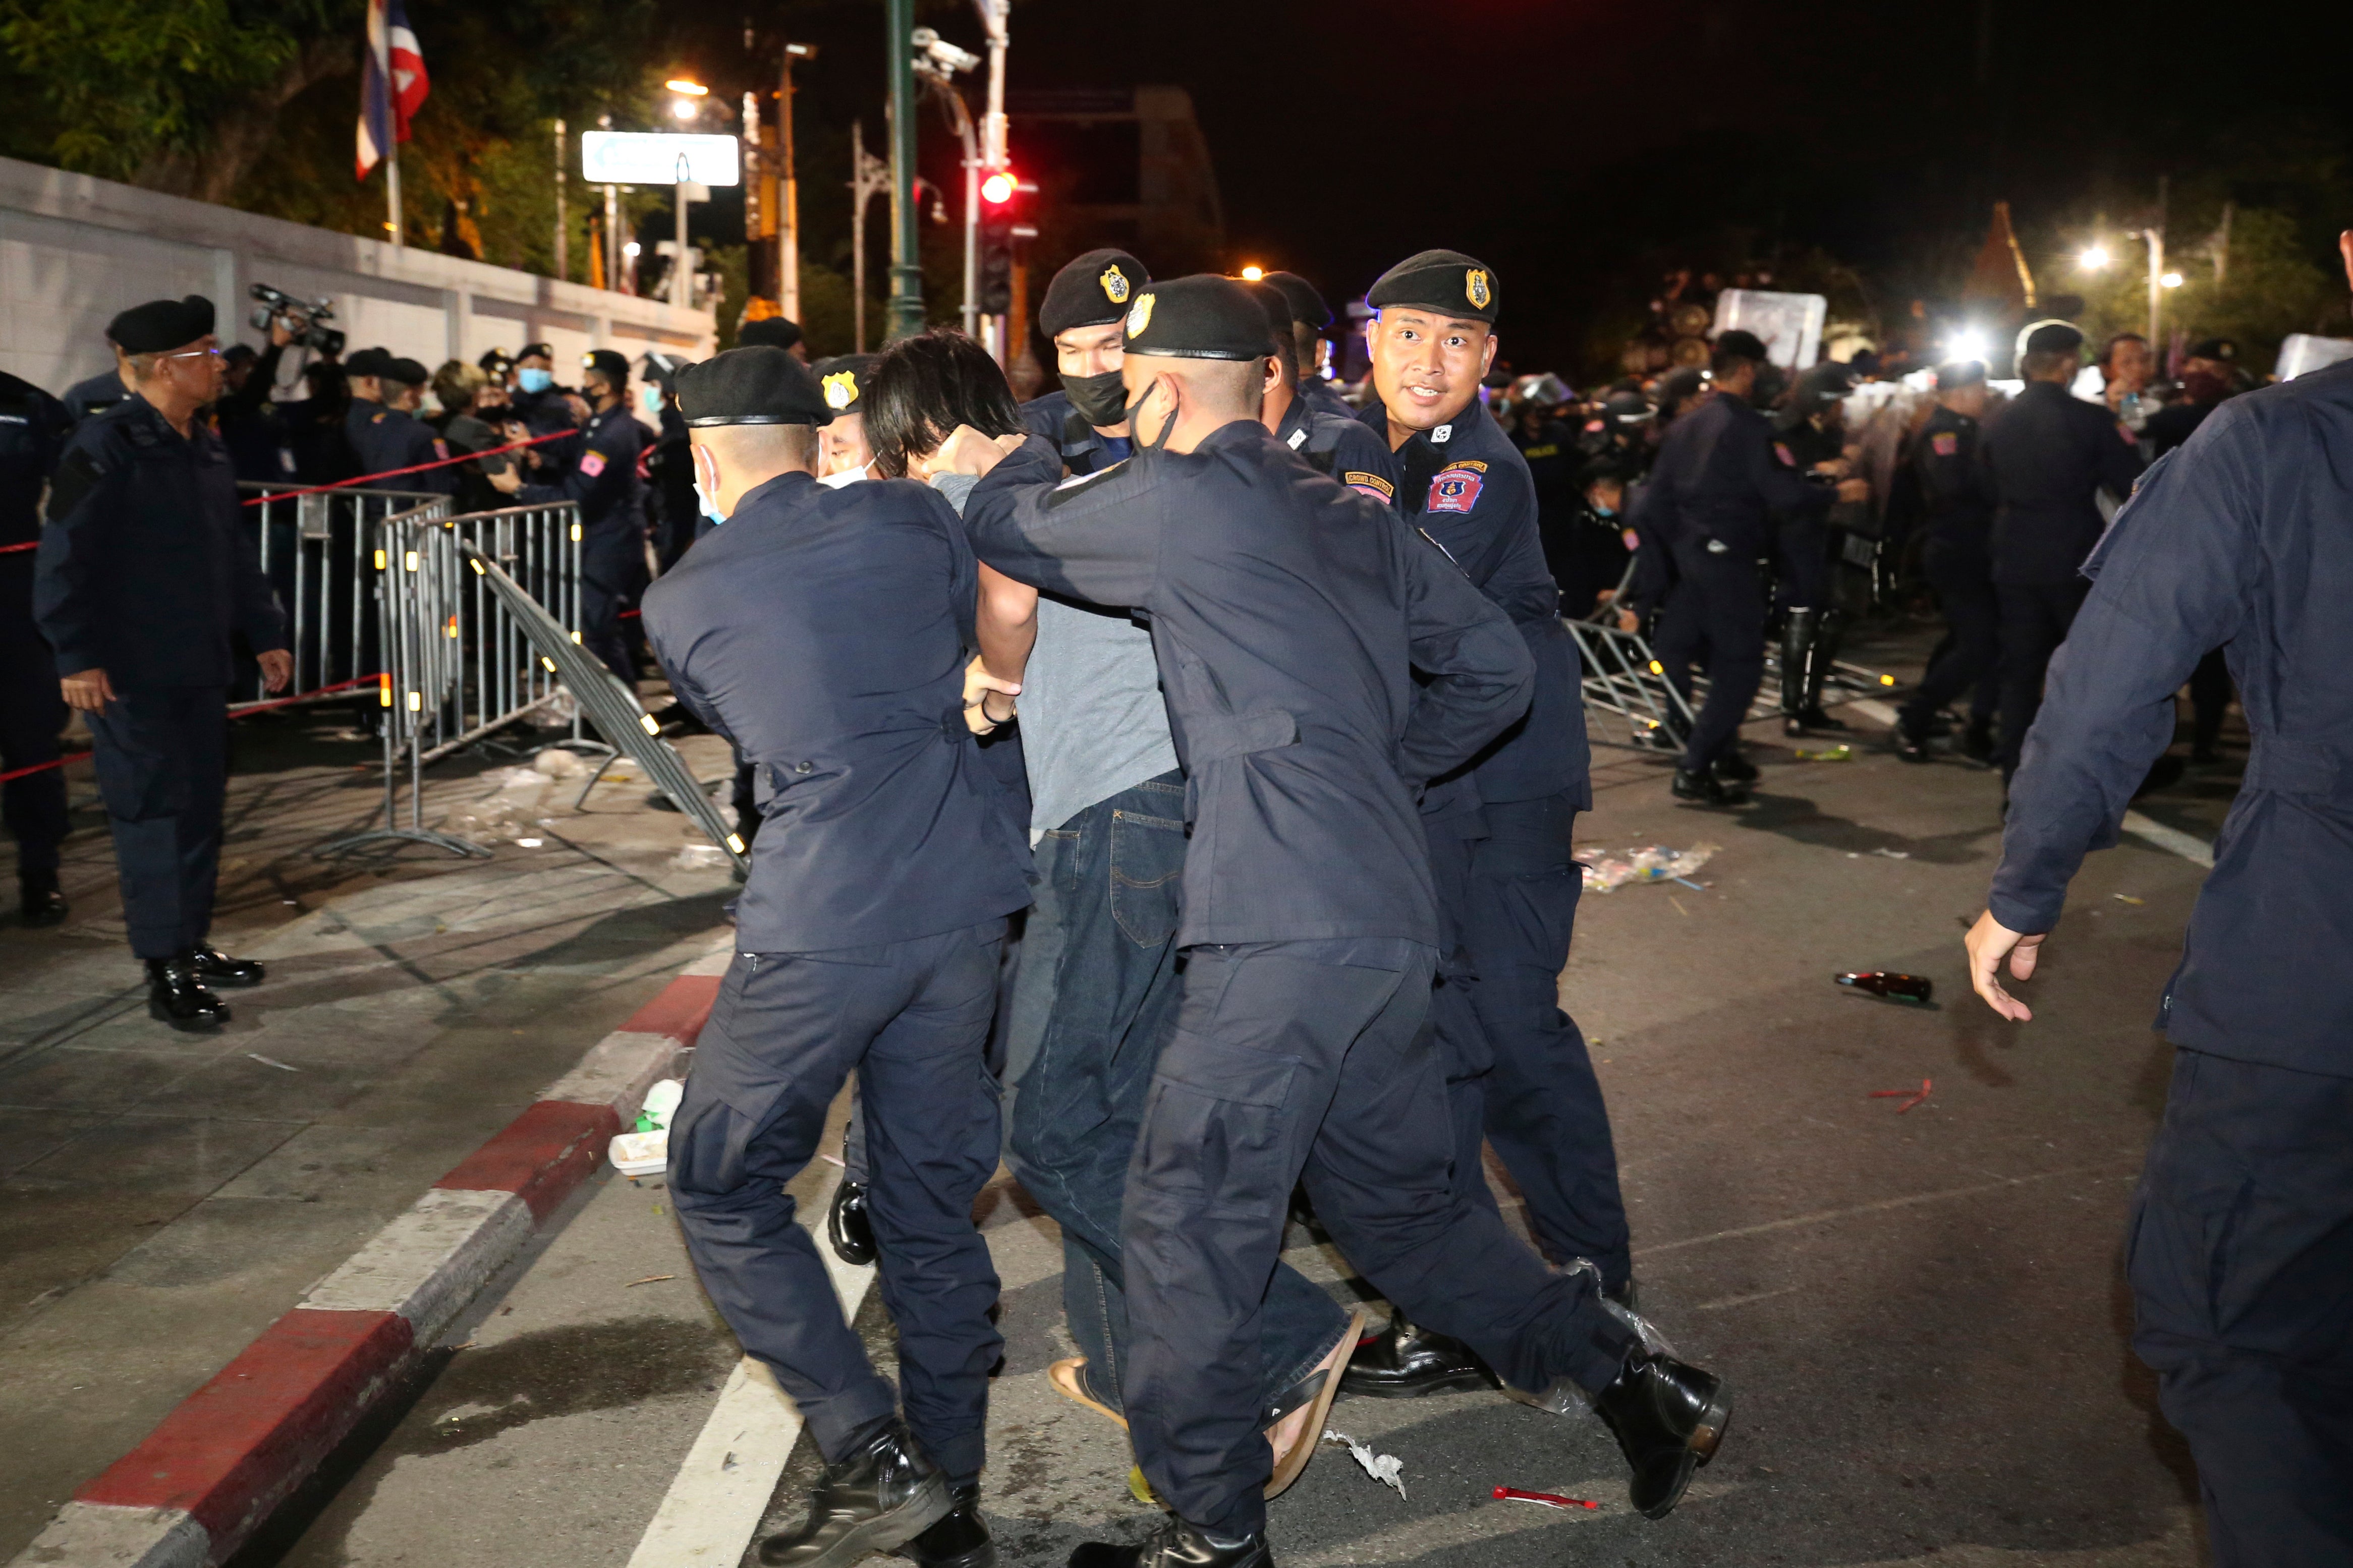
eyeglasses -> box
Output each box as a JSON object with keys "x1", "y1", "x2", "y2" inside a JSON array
[{"x1": 161, "y1": 345, "x2": 223, "y2": 367}]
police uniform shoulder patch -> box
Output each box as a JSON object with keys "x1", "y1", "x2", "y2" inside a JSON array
[
  {"x1": 1342, "y1": 470, "x2": 1394, "y2": 500},
  {"x1": 1521, "y1": 443, "x2": 1558, "y2": 461},
  {"x1": 1773, "y1": 441, "x2": 1796, "y2": 468},
  {"x1": 823, "y1": 371, "x2": 860, "y2": 411},
  {"x1": 579, "y1": 449, "x2": 608, "y2": 478},
  {"x1": 1930, "y1": 431, "x2": 1958, "y2": 457},
  {"x1": 1440, "y1": 458, "x2": 1488, "y2": 473},
  {"x1": 432, "y1": 439, "x2": 451, "y2": 460},
  {"x1": 1125, "y1": 292, "x2": 1155, "y2": 338},
  {"x1": 1466, "y1": 269, "x2": 1491, "y2": 310},
  {"x1": 1100, "y1": 264, "x2": 1131, "y2": 305},
  {"x1": 372, "y1": 412, "x2": 387, "y2": 424},
  {"x1": 1427, "y1": 468, "x2": 1484, "y2": 514}
]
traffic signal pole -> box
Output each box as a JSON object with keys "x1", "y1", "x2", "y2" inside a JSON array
[{"x1": 884, "y1": 0, "x2": 926, "y2": 342}]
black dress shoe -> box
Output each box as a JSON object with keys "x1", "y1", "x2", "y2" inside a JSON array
[
  {"x1": 1670, "y1": 769, "x2": 1744, "y2": 806},
  {"x1": 1783, "y1": 706, "x2": 1848, "y2": 736},
  {"x1": 1711, "y1": 750, "x2": 1758, "y2": 785},
  {"x1": 1338, "y1": 1314, "x2": 1497, "y2": 1399},
  {"x1": 1067, "y1": 1518, "x2": 1271, "y2": 1568},
  {"x1": 828, "y1": 1179, "x2": 877, "y2": 1267},
  {"x1": 1593, "y1": 1350, "x2": 1732, "y2": 1519},
  {"x1": 188, "y1": 946, "x2": 266, "y2": 988},
  {"x1": 147, "y1": 956, "x2": 230, "y2": 1032},
  {"x1": 1961, "y1": 717, "x2": 1995, "y2": 764},
  {"x1": 757, "y1": 1418, "x2": 950, "y2": 1568},
  {"x1": 1893, "y1": 720, "x2": 1934, "y2": 763},
  {"x1": 19, "y1": 877, "x2": 67, "y2": 927},
  {"x1": 894, "y1": 1482, "x2": 994, "y2": 1568}
]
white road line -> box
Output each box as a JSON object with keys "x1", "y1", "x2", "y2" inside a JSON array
[
  {"x1": 625, "y1": 1173, "x2": 875, "y2": 1568},
  {"x1": 1841, "y1": 697, "x2": 1900, "y2": 728},
  {"x1": 2119, "y1": 809, "x2": 2216, "y2": 868},
  {"x1": 1632, "y1": 1165, "x2": 2130, "y2": 1259}
]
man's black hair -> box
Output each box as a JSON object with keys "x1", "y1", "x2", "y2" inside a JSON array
[{"x1": 864, "y1": 330, "x2": 1025, "y2": 479}]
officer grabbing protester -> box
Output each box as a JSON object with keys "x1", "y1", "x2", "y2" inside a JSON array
[
  {"x1": 33, "y1": 296, "x2": 289, "y2": 1028},
  {"x1": 1019, "y1": 248, "x2": 1149, "y2": 476}
]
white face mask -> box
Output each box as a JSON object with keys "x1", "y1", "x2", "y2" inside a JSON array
[{"x1": 693, "y1": 447, "x2": 727, "y2": 523}]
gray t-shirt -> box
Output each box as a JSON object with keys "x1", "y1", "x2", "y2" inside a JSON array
[{"x1": 930, "y1": 472, "x2": 1175, "y2": 842}]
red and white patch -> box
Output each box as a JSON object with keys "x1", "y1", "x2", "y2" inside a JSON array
[
  {"x1": 1427, "y1": 470, "x2": 1484, "y2": 513},
  {"x1": 432, "y1": 439, "x2": 451, "y2": 461},
  {"x1": 579, "y1": 449, "x2": 608, "y2": 478},
  {"x1": 1773, "y1": 441, "x2": 1797, "y2": 468},
  {"x1": 1931, "y1": 432, "x2": 1958, "y2": 457},
  {"x1": 2118, "y1": 424, "x2": 2137, "y2": 445}
]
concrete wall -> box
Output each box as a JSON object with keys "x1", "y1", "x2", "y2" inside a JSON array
[{"x1": 0, "y1": 155, "x2": 713, "y2": 398}]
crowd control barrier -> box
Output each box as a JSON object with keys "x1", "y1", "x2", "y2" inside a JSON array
[
  {"x1": 1564, "y1": 619, "x2": 1697, "y2": 748},
  {"x1": 234, "y1": 482, "x2": 445, "y2": 714}
]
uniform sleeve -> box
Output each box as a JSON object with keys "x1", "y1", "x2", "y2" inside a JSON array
[
  {"x1": 1744, "y1": 418, "x2": 1831, "y2": 515},
  {"x1": 1987, "y1": 428, "x2": 2257, "y2": 933},
  {"x1": 1470, "y1": 462, "x2": 1560, "y2": 628},
  {"x1": 1396, "y1": 520, "x2": 1537, "y2": 785},
  {"x1": 31, "y1": 441, "x2": 117, "y2": 675},
  {"x1": 2091, "y1": 409, "x2": 2147, "y2": 498},
  {"x1": 1325, "y1": 421, "x2": 1403, "y2": 506},
  {"x1": 521, "y1": 418, "x2": 629, "y2": 510},
  {"x1": 408, "y1": 423, "x2": 460, "y2": 497},
  {"x1": 1623, "y1": 482, "x2": 1674, "y2": 617},
  {"x1": 961, "y1": 434, "x2": 1162, "y2": 609}
]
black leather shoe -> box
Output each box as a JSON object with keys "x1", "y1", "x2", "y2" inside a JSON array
[
  {"x1": 1593, "y1": 1350, "x2": 1732, "y2": 1519},
  {"x1": 1338, "y1": 1314, "x2": 1497, "y2": 1399},
  {"x1": 894, "y1": 1482, "x2": 994, "y2": 1568},
  {"x1": 1670, "y1": 769, "x2": 1743, "y2": 806},
  {"x1": 188, "y1": 946, "x2": 266, "y2": 988},
  {"x1": 19, "y1": 876, "x2": 66, "y2": 927},
  {"x1": 1067, "y1": 1518, "x2": 1271, "y2": 1568},
  {"x1": 1711, "y1": 750, "x2": 1758, "y2": 785},
  {"x1": 1961, "y1": 717, "x2": 1995, "y2": 764},
  {"x1": 147, "y1": 956, "x2": 230, "y2": 1032},
  {"x1": 1783, "y1": 706, "x2": 1847, "y2": 736},
  {"x1": 1893, "y1": 720, "x2": 1934, "y2": 763},
  {"x1": 828, "y1": 1179, "x2": 877, "y2": 1267},
  {"x1": 757, "y1": 1418, "x2": 950, "y2": 1568}
]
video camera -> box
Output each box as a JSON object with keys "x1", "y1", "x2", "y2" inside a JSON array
[{"x1": 247, "y1": 283, "x2": 346, "y2": 357}]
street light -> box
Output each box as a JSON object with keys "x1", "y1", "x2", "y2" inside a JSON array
[
  {"x1": 665, "y1": 79, "x2": 708, "y2": 96},
  {"x1": 1239, "y1": 265, "x2": 1265, "y2": 281},
  {"x1": 1945, "y1": 326, "x2": 1991, "y2": 363},
  {"x1": 2161, "y1": 270, "x2": 2185, "y2": 288},
  {"x1": 2076, "y1": 244, "x2": 2111, "y2": 270}
]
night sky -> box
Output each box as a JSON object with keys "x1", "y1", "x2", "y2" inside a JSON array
[{"x1": 687, "y1": 0, "x2": 2353, "y2": 374}]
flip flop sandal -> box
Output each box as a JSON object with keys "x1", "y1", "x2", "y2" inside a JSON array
[
  {"x1": 1263, "y1": 1305, "x2": 1368, "y2": 1499},
  {"x1": 1047, "y1": 1357, "x2": 1129, "y2": 1431}
]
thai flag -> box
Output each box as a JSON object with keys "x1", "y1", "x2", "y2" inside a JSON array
[{"x1": 355, "y1": 0, "x2": 429, "y2": 180}]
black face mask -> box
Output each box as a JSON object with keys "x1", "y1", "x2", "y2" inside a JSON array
[
  {"x1": 1061, "y1": 367, "x2": 1129, "y2": 429},
  {"x1": 1122, "y1": 380, "x2": 1179, "y2": 450}
]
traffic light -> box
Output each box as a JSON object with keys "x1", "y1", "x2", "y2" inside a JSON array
[{"x1": 978, "y1": 168, "x2": 1020, "y2": 316}]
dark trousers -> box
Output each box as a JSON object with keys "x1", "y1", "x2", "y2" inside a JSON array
[
  {"x1": 581, "y1": 527, "x2": 643, "y2": 685},
  {"x1": 1122, "y1": 939, "x2": 1636, "y2": 1536},
  {"x1": 2126, "y1": 1049, "x2": 2353, "y2": 1565},
  {"x1": 1900, "y1": 543, "x2": 2000, "y2": 732},
  {"x1": 1774, "y1": 514, "x2": 1830, "y2": 611},
  {"x1": 86, "y1": 687, "x2": 228, "y2": 960},
  {"x1": 1995, "y1": 578, "x2": 2091, "y2": 777},
  {"x1": 1000, "y1": 776, "x2": 1348, "y2": 1412},
  {"x1": 1441, "y1": 791, "x2": 1630, "y2": 1286},
  {"x1": 1660, "y1": 543, "x2": 1766, "y2": 772},
  {"x1": 0, "y1": 569, "x2": 68, "y2": 879},
  {"x1": 667, "y1": 920, "x2": 1009, "y2": 1485}
]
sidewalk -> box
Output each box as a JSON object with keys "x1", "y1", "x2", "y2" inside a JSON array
[{"x1": 0, "y1": 703, "x2": 739, "y2": 1561}]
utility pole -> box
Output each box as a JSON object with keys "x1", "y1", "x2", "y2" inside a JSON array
[
  {"x1": 673, "y1": 154, "x2": 693, "y2": 309},
  {"x1": 885, "y1": 0, "x2": 926, "y2": 342},
  {"x1": 912, "y1": 29, "x2": 983, "y2": 337},
  {"x1": 553, "y1": 119, "x2": 569, "y2": 280},
  {"x1": 850, "y1": 121, "x2": 889, "y2": 352},
  {"x1": 606, "y1": 184, "x2": 623, "y2": 291},
  {"x1": 387, "y1": 156, "x2": 404, "y2": 248},
  {"x1": 975, "y1": 0, "x2": 1011, "y2": 363},
  {"x1": 780, "y1": 40, "x2": 813, "y2": 323}
]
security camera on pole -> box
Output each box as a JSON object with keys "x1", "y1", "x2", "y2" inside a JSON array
[{"x1": 911, "y1": 26, "x2": 984, "y2": 337}]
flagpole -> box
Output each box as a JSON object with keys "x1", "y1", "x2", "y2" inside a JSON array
[{"x1": 387, "y1": 154, "x2": 404, "y2": 248}]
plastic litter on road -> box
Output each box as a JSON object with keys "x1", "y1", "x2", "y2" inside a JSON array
[
  {"x1": 1581, "y1": 843, "x2": 1718, "y2": 893},
  {"x1": 1323, "y1": 1430, "x2": 1407, "y2": 1498},
  {"x1": 1793, "y1": 744, "x2": 1852, "y2": 762},
  {"x1": 1870, "y1": 1078, "x2": 1934, "y2": 1114},
  {"x1": 1493, "y1": 1486, "x2": 1599, "y2": 1512},
  {"x1": 609, "y1": 1080, "x2": 685, "y2": 1176}
]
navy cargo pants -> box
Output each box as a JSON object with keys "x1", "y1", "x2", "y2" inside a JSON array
[
  {"x1": 1656, "y1": 541, "x2": 1767, "y2": 774},
  {"x1": 1121, "y1": 939, "x2": 1638, "y2": 1538},
  {"x1": 668, "y1": 920, "x2": 1007, "y2": 1484},
  {"x1": 86, "y1": 686, "x2": 228, "y2": 960},
  {"x1": 2126, "y1": 1048, "x2": 2353, "y2": 1566}
]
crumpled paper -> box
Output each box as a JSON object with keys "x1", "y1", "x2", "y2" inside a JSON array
[{"x1": 1323, "y1": 1429, "x2": 1406, "y2": 1499}]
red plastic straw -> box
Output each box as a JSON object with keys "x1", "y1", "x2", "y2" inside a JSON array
[{"x1": 1493, "y1": 1486, "x2": 1599, "y2": 1511}]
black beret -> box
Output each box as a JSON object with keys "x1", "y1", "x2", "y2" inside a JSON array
[
  {"x1": 382, "y1": 357, "x2": 431, "y2": 388},
  {"x1": 2187, "y1": 336, "x2": 2237, "y2": 362},
  {"x1": 581, "y1": 348, "x2": 631, "y2": 384},
  {"x1": 1712, "y1": 329, "x2": 1771, "y2": 363},
  {"x1": 1606, "y1": 388, "x2": 1660, "y2": 424},
  {"x1": 1366, "y1": 249, "x2": 1498, "y2": 324},
  {"x1": 737, "y1": 317, "x2": 804, "y2": 352},
  {"x1": 1262, "y1": 271, "x2": 1332, "y2": 330},
  {"x1": 478, "y1": 347, "x2": 515, "y2": 373},
  {"x1": 517, "y1": 342, "x2": 555, "y2": 361},
  {"x1": 1040, "y1": 249, "x2": 1149, "y2": 337},
  {"x1": 107, "y1": 295, "x2": 215, "y2": 354},
  {"x1": 811, "y1": 354, "x2": 880, "y2": 416},
  {"x1": 1936, "y1": 360, "x2": 1987, "y2": 390},
  {"x1": 676, "y1": 345, "x2": 833, "y2": 427},
  {"x1": 1122, "y1": 274, "x2": 1275, "y2": 362},
  {"x1": 345, "y1": 346, "x2": 395, "y2": 377},
  {"x1": 2023, "y1": 320, "x2": 2085, "y2": 357},
  {"x1": 1241, "y1": 279, "x2": 1294, "y2": 343},
  {"x1": 1655, "y1": 368, "x2": 1705, "y2": 406}
]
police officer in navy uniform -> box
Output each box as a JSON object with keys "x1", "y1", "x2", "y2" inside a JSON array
[
  {"x1": 1241, "y1": 278, "x2": 1396, "y2": 496},
  {"x1": 946, "y1": 276, "x2": 1730, "y2": 1566},
  {"x1": 0, "y1": 368, "x2": 75, "y2": 925},
  {"x1": 61, "y1": 351, "x2": 131, "y2": 427},
  {"x1": 1342, "y1": 250, "x2": 1635, "y2": 1402},
  {"x1": 1771, "y1": 361, "x2": 1859, "y2": 734},
  {"x1": 492, "y1": 349, "x2": 647, "y2": 683},
  {"x1": 1260, "y1": 271, "x2": 1354, "y2": 424},
  {"x1": 343, "y1": 353, "x2": 458, "y2": 495},
  {"x1": 1646, "y1": 329, "x2": 1848, "y2": 803},
  {"x1": 1982, "y1": 320, "x2": 2144, "y2": 785},
  {"x1": 34, "y1": 297, "x2": 289, "y2": 1029},
  {"x1": 1895, "y1": 361, "x2": 2001, "y2": 763},
  {"x1": 642, "y1": 346, "x2": 1030, "y2": 1568},
  {"x1": 1018, "y1": 248, "x2": 1149, "y2": 476},
  {"x1": 1964, "y1": 230, "x2": 2353, "y2": 1568}
]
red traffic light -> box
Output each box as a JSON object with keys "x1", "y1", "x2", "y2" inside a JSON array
[{"x1": 980, "y1": 169, "x2": 1017, "y2": 205}]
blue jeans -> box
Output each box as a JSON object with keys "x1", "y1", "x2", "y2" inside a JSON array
[{"x1": 1000, "y1": 773, "x2": 1350, "y2": 1412}]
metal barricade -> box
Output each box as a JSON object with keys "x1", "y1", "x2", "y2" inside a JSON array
[
  {"x1": 234, "y1": 482, "x2": 444, "y2": 713},
  {"x1": 1564, "y1": 619, "x2": 1696, "y2": 748},
  {"x1": 322, "y1": 500, "x2": 586, "y2": 858}
]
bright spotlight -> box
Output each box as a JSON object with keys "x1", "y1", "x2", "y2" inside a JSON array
[
  {"x1": 1239, "y1": 265, "x2": 1265, "y2": 281},
  {"x1": 665, "y1": 79, "x2": 709, "y2": 95},
  {"x1": 670, "y1": 98, "x2": 698, "y2": 120},
  {"x1": 2077, "y1": 244, "x2": 2111, "y2": 270},
  {"x1": 2161, "y1": 271, "x2": 2185, "y2": 288},
  {"x1": 1945, "y1": 327, "x2": 1990, "y2": 362}
]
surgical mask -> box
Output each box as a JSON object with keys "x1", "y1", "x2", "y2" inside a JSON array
[
  {"x1": 517, "y1": 368, "x2": 553, "y2": 394},
  {"x1": 1061, "y1": 367, "x2": 1128, "y2": 429},
  {"x1": 693, "y1": 449, "x2": 726, "y2": 522},
  {"x1": 1122, "y1": 381, "x2": 1179, "y2": 451},
  {"x1": 1591, "y1": 502, "x2": 1617, "y2": 519}
]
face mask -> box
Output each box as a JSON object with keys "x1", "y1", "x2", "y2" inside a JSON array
[
  {"x1": 693, "y1": 450, "x2": 726, "y2": 522},
  {"x1": 1122, "y1": 381, "x2": 1179, "y2": 451},
  {"x1": 638, "y1": 386, "x2": 665, "y2": 421},
  {"x1": 517, "y1": 368, "x2": 553, "y2": 394},
  {"x1": 1061, "y1": 367, "x2": 1128, "y2": 429},
  {"x1": 1592, "y1": 502, "x2": 1617, "y2": 519}
]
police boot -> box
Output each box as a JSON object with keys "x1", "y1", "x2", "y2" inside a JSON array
[
  {"x1": 19, "y1": 869, "x2": 66, "y2": 928},
  {"x1": 1592, "y1": 1350, "x2": 1733, "y2": 1520},
  {"x1": 1790, "y1": 610, "x2": 1850, "y2": 734},
  {"x1": 1670, "y1": 768, "x2": 1744, "y2": 807},
  {"x1": 828, "y1": 1179, "x2": 877, "y2": 1267},
  {"x1": 1711, "y1": 749, "x2": 1759, "y2": 786},
  {"x1": 1066, "y1": 1518, "x2": 1271, "y2": 1568},
  {"x1": 893, "y1": 1482, "x2": 994, "y2": 1568},
  {"x1": 147, "y1": 955, "x2": 230, "y2": 1032},
  {"x1": 1962, "y1": 715, "x2": 1996, "y2": 765},
  {"x1": 189, "y1": 946, "x2": 267, "y2": 988},
  {"x1": 757, "y1": 1418, "x2": 950, "y2": 1568},
  {"x1": 1776, "y1": 608, "x2": 1817, "y2": 728},
  {"x1": 1337, "y1": 1314, "x2": 1497, "y2": 1399},
  {"x1": 1893, "y1": 711, "x2": 1935, "y2": 763}
]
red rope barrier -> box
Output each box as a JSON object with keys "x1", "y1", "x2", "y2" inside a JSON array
[
  {"x1": 0, "y1": 672, "x2": 386, "y2": 784},
  {"x1": 238, "y1": 429, "x2": 576, "y2": 505}
]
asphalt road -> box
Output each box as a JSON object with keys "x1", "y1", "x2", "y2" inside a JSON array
[{"x1": 236, "y1": 630, "x2": 2233, "y2": 1568}]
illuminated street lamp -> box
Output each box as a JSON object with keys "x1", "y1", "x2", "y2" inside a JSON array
[
  {"x1": 1239, "y1": 265, "x2": 1265, "y2": 281},
  {"x1": 2160, "y1": 270, "x2": 2185, "y2": 288},
  {"x1": 2076, "y1": 244, "x2": 2111, "y2": 270}
]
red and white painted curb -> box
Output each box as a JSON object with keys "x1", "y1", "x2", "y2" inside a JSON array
[{"x1": 10, "y1": 942, "x2": 734, "y2": 1568}]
